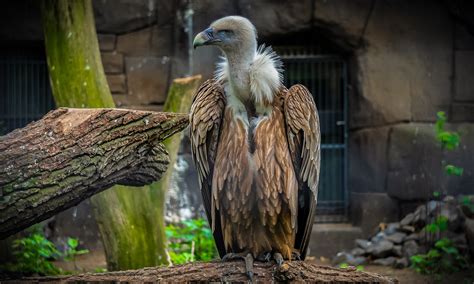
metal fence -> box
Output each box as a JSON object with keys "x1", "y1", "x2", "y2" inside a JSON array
[
  {"x1": 0, "y1": 55, "x2": 54, "y2": 135},
  {"x1": 279, "y1": 50, "x2": 348, "y2": 223}
]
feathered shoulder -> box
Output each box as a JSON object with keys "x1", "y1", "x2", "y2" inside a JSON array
[{"x1": 214, "y1": 45, "x2": 283, "y2": 105}]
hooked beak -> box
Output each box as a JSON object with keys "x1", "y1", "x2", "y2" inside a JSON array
[{"x1": 193, "y1": 27, "x2": 219, "y2": 49}]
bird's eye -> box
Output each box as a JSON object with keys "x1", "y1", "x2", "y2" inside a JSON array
[{"x1": 217, "y1": 29, "x2": 234, "y2": 37}]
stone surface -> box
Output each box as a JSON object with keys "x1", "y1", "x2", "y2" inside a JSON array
[
  {"x1": 351, "y1": 247, "x2": 365, "y2": 256},
  {"x1": 366, "y1": 240, "x2": 394, "y2": 258},
  {"x1": 465, "y1": 218, "x2": 474, "y2": 256},
  {"x1": 116, "y1": 25, "x2": 173, "y2": 56},
  {"x1": 101, "y1": 52, "x2": 124, "y2": 74},
  {"x1": 332, "y1": 252, "x2": 366, "y2": 266},
  {"x1": 384, "y1": 223, "x2": 401, "y2": 235},
  {"x1": 350, "y1": 192, "x2": 399, "y2": 236},
  {"x1": 392, "y1": 245, "x2": 402, "y2": 257},
  {"x1": 351, "y1": 1, "x2": 453, "y2": 127},
  {"x1": 394, "y1": 257, "x2": 409, "y2": 268},
  {"x1": 405, "y1": 233, "x2": 420, "y2": 242},
  {"x1": 355, "y1": 239, "x2": 372, "y2": 250},
  {"x1": 451, "y1": 103, "x2": 474, "y2": 122},
  {"x1": 455, "y1": 23, "x2": 474, "y2": 50},
  {"x1": 349, "y1": 127, "x2": 390, "y2": 193},
  {"x1": 373, "y1": 256, "x2": 396, "y2": 266},
  {"x1": 385, "y1": 232, "x2": 406, "y2": 244},
  {"x1": 309, "y1": 224, "x2": 364, "y2": 257},
  {"x1": 98, "y1": 34, "x2": 116, "y2": 51},
  {"x1": 455, "y1": 51, "x2": 474, "y2": 102},
  {"x1": 402, "y1": 240, "x2": 420, "y2": 259},
  {"x1": 106, "y1": 74, "x2": 127, "y2": 94},
  {"x1": 93, "y1": 0, "x2": 165, "y2": 34},
  {"x1": 125, "y1": 57, "x2": 170, "y2": 104},
  {"x1": 400, "y1": 213, "x2": 415, "y2": 226}
]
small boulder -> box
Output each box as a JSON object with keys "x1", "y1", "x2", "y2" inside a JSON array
[
  {"x1": 333, "y1": 251, "x2": 366, "y2": 266},
  {"x1": 367, "y1": 240, "x2": 394, "y2": 258},
  {"x1": 373, "y1": 256, "x2": 397, "y2": 266},
  {"x1": 351, "y1": 247, "x2": 366, "y2": 256},
  {"x1": 385, "y1": 232, "x2": 406, "y2": 244},
  {"x1": 392, "y1": 245, "x2": 402, "y2": 257},
  {"x1": 400, "y1": 213, "x2": 414, "y2": 226},
  {"x1": 384, "y1": 222, "x2": 401, "y2": 235},
  {"x1": 405, "y1": 232, "x2": 420, "y2": 241},
  {"x1": 371, "y1": 231, "x2": 387, "y2": 243},
  {"x1": 355, "y1": 239, "x2": 372, "y2": 250},
  {"x1": 402, "y1": 240, "x2": 420, "y2": 258},
  {"x1": 399, "y1": 225, "x2": 416, "y2": 234},
  {"x1": 394, "y1": 257, "x2": 409, "y2": 268},
  {"x1": 412, "y1": 205, "x2": 427, "y2": 228}
]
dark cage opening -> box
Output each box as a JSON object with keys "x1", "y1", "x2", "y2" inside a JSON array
[
  {"x1": 275, "y1": 46, "x2": 348, "y2": 223},
  {"x1": 0, "y1": 44, "x2": 54, "y2": 135}
]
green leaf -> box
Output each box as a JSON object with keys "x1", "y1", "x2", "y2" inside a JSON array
[
  {"x1": 445, "y1": 165, "x2": 464, "y2": 176},
  {"x1": 67, "y1": 238, "x2": 79, "y2": 249},
  {"x1": 433, "y1": 191, "x2": 440, "y2": 197},
  {"x1": 339, "y1": 263, "x2": 349, "y2": 269}
]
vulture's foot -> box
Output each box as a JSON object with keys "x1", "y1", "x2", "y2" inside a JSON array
[
  {"x1": 222, "y1": 252, "x2": 254, "y2": 282},
  {"x1": 291, "y1": 249, "x2": 302, "y2": 261},
  {"x1": 273, "y1": 252, "x2": 284, "y2": 267}
]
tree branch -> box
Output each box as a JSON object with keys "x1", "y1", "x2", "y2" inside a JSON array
[
  {"x1": 7, "y1": 261, "x2": 397, "y2": 283},
  {"x1": 0, "y1": 107, "x2": 188, "y2": 239}
]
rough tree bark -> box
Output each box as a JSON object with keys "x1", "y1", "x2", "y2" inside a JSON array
[
  {"x1": 0, "y1": 108, "x2": 188, "y2": 239},
  {"x1": 91, "y1": 76, "x2": 201, "y2": 270},
  {"x1": 40, "y1": 0, "x2": 195, "y2": 270},
  {"x1": 6, "y1": 261, "x2": 397, "y2": 283}
]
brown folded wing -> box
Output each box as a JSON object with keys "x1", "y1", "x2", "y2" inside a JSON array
[
  {"x1": 189, "y1": 79, "x2": 227, "y2": 258},
  {"x1": 283, "y1": 84, "x2": 321, "y2": 259}
]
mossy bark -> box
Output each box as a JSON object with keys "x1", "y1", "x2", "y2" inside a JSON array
[
  {"x1": 91, "y1": 76, "x2": 201, "y2": 270},
  {"x1": 40, "y1": 0, "x2": 200, "y2": 270},
  {"x1": 41, "y1": 0, "x2": 115, "y2": 108}
]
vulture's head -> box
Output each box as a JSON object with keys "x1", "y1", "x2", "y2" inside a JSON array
[{"x1": 193, "y1": 16, "x2": 257, "y2": 54}]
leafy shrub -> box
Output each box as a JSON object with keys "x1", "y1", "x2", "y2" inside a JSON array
[
  {"x1": 1, "y1": 233, "x2": 62, "y2": 275},
  {"x1": 166, "y1": 218, "x2": 217, "y2": 265},
  {"x1": 1, "y1": 232, "x2": 89, "y2": 276},
  {"x1": 410, "y1": 238, "x2": 468, "y2": 275}
]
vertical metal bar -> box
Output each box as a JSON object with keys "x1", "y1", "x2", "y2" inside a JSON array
[{"x1": 342, "y1": 60, "x2": 349, "y2": 219}]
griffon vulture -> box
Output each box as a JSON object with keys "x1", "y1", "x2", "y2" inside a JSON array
[{"x1": 190, "y1": 16, "x2": 320, "y2": 279}]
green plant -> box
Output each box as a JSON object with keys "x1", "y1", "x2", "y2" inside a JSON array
[
  {"x1": 338, "y1": 263, "x2": 364, "y2": 271},
  {"x1": 165, "y1": 218, "x2": 217, "y2": 265},
  {"x1": 1, "y1": 230, "x2": 90, "y2": 276},
  {"x1": 425, "y1": 215, "x2": 448, "y2": 233},
  {"x1": 435, "y1": 111, "x2": 463, "y2": 176},
  {"x1": 1, "y1": 233, "x2": 62, "y2": 276},
  {"x1": 460, "y1": 196, "x2": 474, "y2": 215},
  {"x1": 63, "y1": 238, "x2": 89, "y2": 270},
  {"x1": 410, "y1": 238, "x2": 468, "y2": 275}
]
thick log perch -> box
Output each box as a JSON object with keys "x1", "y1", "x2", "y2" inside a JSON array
[
  {"x1": 0, "y1": 108, "x2": 188, "y2": 239},
  {"x1": 7, "y1": 261, "x2": 397, "y2": 283}
]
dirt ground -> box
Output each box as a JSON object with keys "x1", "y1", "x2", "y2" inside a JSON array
[{"x1": 53, "y1": 250, "x2": 474, "y2": 283}]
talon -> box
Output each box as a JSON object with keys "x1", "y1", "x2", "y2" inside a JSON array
[
  {"x1": 222, "y1": 252, "x2": 237, "y2": 262},
  {"x1": 257, "y1": 251, "x2": 272, "y2": 262},
  {"x1": 291, "y1": 250, "x2": 302, "y2": 261},
  {"x1": 273, "y1": 252, "x2": 284, "y2": 267},
  {"x1": 244, "y1": 253, "x2": 254, "y2": 282}
]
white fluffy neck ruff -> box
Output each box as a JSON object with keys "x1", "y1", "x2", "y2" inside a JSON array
[{"x1": 215, "y1": 45, "x2": 283, "y2": 106}]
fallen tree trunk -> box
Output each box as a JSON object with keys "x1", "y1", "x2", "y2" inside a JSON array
[
  {"x1": 7, "y1": 261, "x2": 397, "y2": 283},
  {"x1": 0, "y1": 107, "x2": 188, "y2": 239}
]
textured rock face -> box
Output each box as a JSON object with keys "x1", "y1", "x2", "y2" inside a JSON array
[{"x1": 387, "y1": 123, "x2": 474, "y2": 201}]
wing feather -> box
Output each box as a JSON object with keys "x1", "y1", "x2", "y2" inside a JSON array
[
  {"x1": 189, "y1": 79, "x2": 227, "y2": 258},
  {"x1": 283, "y1": 84, "x2": 321, "y2": 259}
]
